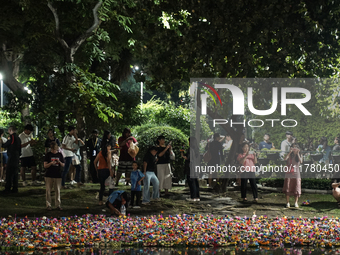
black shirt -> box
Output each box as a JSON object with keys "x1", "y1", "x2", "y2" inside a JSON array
[
  {"x1": 86, "y1": 137, "x2": 102, "y2": 157},
  {"x1": 2, "y1": 133, "x2": 21, "y2": 167},
  {"x1": 157, "y1": 146, "x2": 170, "y2": 164},
  {"x1": 143, "y1": 152, "x2": 157, "y2": 172},
  {"x1": 44, "y1": 152, "x2": 64, "y2": 178},
  {"x1": 208, "y1": 140, "x2": 223, "y2": 164}
]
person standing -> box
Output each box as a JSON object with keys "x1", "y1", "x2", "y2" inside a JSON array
[
  {"x1": 44, "y1": 129, "x2": 61, "y2": 154},
  {"x1": 0, "y1": 129, "x2": 8, "y2": 183},
  {"x1": 156, "y1": 135, "x2": 174, "y2": 196},
  {"x1": 94, "y1": 141, "x2": 112, "y2": 205},
  {"x1": 182, "y1": 137, "x2": 200, "y2": 202},
  {"x1": 237, "y1": 142, "x2": 258, "y2": 202},
  {"x1": 129, "y1": 161, "x2": 145, "y2": 208},
  {"x1": 61, "y1": 126, "x2": 79, "y2": 188},
  {"x1": 333, "y1": 137, "x2": 340, "y2": 151},
  {"x1": 318, "y1": 136, "x2": 331, "y2": 164},
  {"x1": 1, "y1": 126, "x2": 21, "y2": 194},
  {"x1": 283, "y1": 143, "x2": 302, "y2": 208},
  {"x1": 72, "y1": 129, "x2": 85, "y2": 187},
  {"x1": 44, "y1": 141, "x2": 65, "y2": 210},
  {"x1": 116, "y1": 128, "x2": 137, "y2": 186},
  {"x1": 206, "y1": 133, "x2": 223, "y2": 186},
  {"x1": 142, "y1": 146, "x2": 160, "y2": 205},
  {"x1": 258, "y1": 134, "x2": 274, "y2": 150},
  {"x1": 280, "y1": 131, "x2": 293, "y2": 158},
  {"x1": 86, "y1": 129, "x2": 101, "y2": 183},
  {"x1": 19, "y1": 124, "x2": 39, "y2": 186}
]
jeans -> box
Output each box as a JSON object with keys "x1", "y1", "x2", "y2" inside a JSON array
[
  {"x1": 187, "y1": 175, "x2": 200, "y2": 199},
  {"x1": 98, "y1": 168, "x2": 110, "y2": 201},
  {"x1": 62, "y1": 157, "x2": 81, "y2": 187},
  {"x1": 142, "y1": 171, "x2": 159, "y2": 202}
]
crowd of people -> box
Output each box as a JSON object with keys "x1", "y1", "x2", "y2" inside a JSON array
[
  {"x1": 2, "y1": 122, "x2": 340, "y2": 215},
  {"x1": 0, "y1": 124, "x2": 193, "y2": 216},
  {"x1": 204, "y1": 131, "x2": 340, "y2": 208}
]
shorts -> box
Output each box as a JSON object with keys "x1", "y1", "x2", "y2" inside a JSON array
[
  {"x1": 117, "y1": 161, "x2": 133, "y2": 174},
  {"x1": 21, "y1": 156, "x2": 37, "y2": 168},
  {"x1": 0, "y1": 153, "x2": 8, "y2": 165}
]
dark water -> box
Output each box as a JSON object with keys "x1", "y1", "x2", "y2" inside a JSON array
[{"x1": 2, "y1": 247, "x2": 340, "y2": 255}]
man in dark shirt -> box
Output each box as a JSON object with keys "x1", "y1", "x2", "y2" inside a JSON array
[
  {"x1": 207, "y1": 133, "x2": 223, "y2": 187},
  {"x1": 142, "y1": 146, "x2": 160, "y2": 205},
  {"x1": 86, "y1": 129, "x2": 101, "y2": 183},
  {"x1": 258, "y1": 133, "x2": 274, "y2": 150},
  {"x1": 1, "y1": 126, "x2": 21, "y2": 194}
]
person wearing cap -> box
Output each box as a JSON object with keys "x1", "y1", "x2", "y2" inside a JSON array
[
  {"x1": 280, "y1": 131, "x2": 293, "y2": 158},
  {"x1": 86, "y1": 129, "x2": 101, "y2": 183},
  {"x1": 318, "y1": 136, "x2": 331, "y2": 164}
]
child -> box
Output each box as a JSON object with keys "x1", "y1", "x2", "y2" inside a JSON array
[
  {"x1": 106, "y1": 190, "x2": 129, "y2": 216},
  {"x1": 128, "y1": 161, "x2": 145, "y2": 208}
]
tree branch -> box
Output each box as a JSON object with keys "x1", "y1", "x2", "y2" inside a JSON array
[
  {"x1": 71, "y1": 0, "x2": 103, "y2": 54},
  {"x1": 47, "y1": 1, "x2": 70, "y2": 51},
  {"x1": 1, "y1": 44, "x2": 24, "y2": 92}
]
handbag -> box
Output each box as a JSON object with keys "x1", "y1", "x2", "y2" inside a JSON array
[
  {"x1": 128, "y1": 142, "x2": 139, "y2": 158},
  {"x1": 170, "y1": 151, "x2": 175, "y2": 161}
]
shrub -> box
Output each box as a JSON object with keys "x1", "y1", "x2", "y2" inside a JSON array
[
  {"x1": 134, "y1": 125, "x2": 189, "y2": 180},
  {"x1": 259, "y1": 178, "x2": 333, "y2": 190}
]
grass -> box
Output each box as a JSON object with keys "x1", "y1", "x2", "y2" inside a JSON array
[{"x1": 0, "y1": 182, "x2": 339, "y2": 219}]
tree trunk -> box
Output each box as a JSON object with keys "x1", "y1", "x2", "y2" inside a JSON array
[{"x1": 76, "y1": 111, "x2": 88, "y2": 183}]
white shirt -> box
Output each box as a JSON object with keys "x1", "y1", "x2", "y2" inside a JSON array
[
  {"x1": 62, "y1": 135, "x2": 76, "y2": 157},
  {"x1": 19, "y1": 132, "x2": 34, "y2": 158},
  {"x1": 1, "y1": 137, "x2": 7, "y2": 153}
]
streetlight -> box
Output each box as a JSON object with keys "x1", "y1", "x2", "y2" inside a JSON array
[{"x1": 0, "y1": 73, "x2": 3, "y2": 107}]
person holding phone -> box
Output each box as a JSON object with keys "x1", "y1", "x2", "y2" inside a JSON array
[
  {"x1": 156, "y1": 136, "x2": 174, "y2": 196},
  {"x1": 44, "y1": 141, "x2": 65, "y2": 210}
]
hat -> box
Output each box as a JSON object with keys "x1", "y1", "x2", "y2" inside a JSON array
[{"x1": 286, "y1": 131, "x2": 293, "y2": 135}]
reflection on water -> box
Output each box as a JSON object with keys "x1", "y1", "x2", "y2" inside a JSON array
[{"x1": 3, "y1": 247, "x2": 340, "y2": 255}]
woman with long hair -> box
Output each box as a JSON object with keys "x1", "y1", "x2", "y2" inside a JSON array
[
  {"x1": 237, "y1": 142, "x2": 258, "y2": 202},
  {"x1": 94, "y1": 141, "x2": 113, "y2": 205},
  {"x1": 283, "y1": 143, "x2": 303, "y2": 208},
  {"x1": 181, "y1": 137, "x2": 200, "y2": 201}
]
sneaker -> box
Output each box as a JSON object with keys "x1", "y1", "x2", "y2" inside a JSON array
[
  {"x1": 133, "y1": 206, "x2": 141, "y2": 209},
  {"x1": 194, "y1": 198, "x2": 200, "y2": 202},
  {"x1": 294, "y1": 203, "x2": 299, "y2": 208},
  {"x1": 186, "y1": 198, "x2": 195, "y2": 202},
  {"x1": 22, "y1": 181, "x2": 26, "y2": 187},
  {"x1": 70, "y1": 180, "x2": 77, "y2": 185},
  {"x1": 286, "y1": 203, "x2": 290, "y2": 208},
  {"x1": 142, "y1": 202, "x2": 149, "y2": 205}
]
